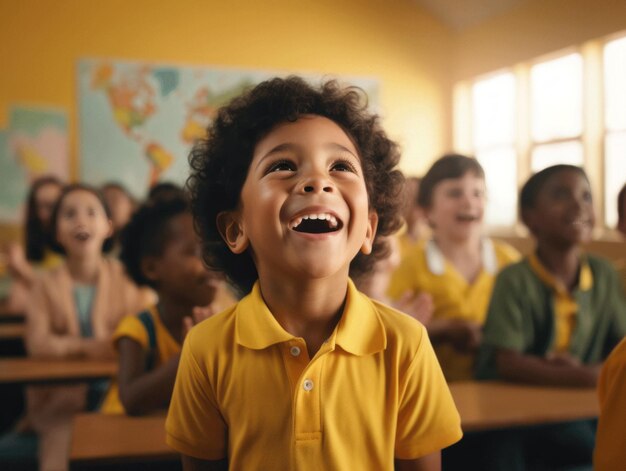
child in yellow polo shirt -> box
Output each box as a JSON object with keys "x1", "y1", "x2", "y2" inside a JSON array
[
  {"x1": 100, "y1": 195, "x2": 231, "y2": 415},
  {"x1": 388, "y1": 154, "x2": 520, "y2": 381},
  {"x1": 477, "y1": 165, "x2": 626, "y2": 470},
  {"x1": 166, "y1": 77, "x2": 462, "y2": 470},
  {"x1": 594, "y1": 336, "x2": 626, "y2": 471},
  {"x1": 397, "y1": 176, "x2": 429, "y2": 257}
]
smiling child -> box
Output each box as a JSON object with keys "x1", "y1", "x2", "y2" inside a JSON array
[
  {"x1": 165, "y1": 77, "x2": 462, "y2": 471},
  {"x1": 387, "y1": 154, "x2": 520, "y2": 381},
  {"x1": 24, "y1": 184, "x2": 151, "y2": 471},
  {"x1": 476, "y1": 165, "x2": 626, "y2": 470}
]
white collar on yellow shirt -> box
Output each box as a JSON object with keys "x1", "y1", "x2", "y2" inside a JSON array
[{"x1": 425, "y1": 238, "x2": 498, "y2": 276}]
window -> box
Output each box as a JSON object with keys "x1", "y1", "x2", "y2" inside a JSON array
[
  {"x1": 471, "y1": 73, "x2": 517, "y2": 226},
  {"x1": 530, "y1": 53, "x2": 584, "y2": 171},
  {"x1": 604, "y1": 36, "x2": 626, "y2": 228},
  {"x1": 455, "y1": 33, "x2": 626, "y2": 232}
]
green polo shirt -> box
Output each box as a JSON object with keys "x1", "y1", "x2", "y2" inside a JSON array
[{"x1": 476, "y1": 254, "x2": 626, "y2": 380}]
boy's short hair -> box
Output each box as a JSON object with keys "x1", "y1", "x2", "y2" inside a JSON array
[
  {"x1": 50, "y1": 183, "x2": 114, "y2": 254},
  {"x1": 519, "y1": 164, "x2": 590, "y2": 232},
  {"x1": 187, "y1": 76, "x2": 404, "y2": 294},
  {"x1": 519, "y1": 164, "x2": 589, "y2": 211},
  {"x1": 417, "y1": 154, "x2": 485, "y2": 209},
  {"x1": 119, "y1": 196, "x2": 189, "y2": 288}
]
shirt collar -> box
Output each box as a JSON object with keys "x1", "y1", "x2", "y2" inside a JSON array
[
  {"x1": 528, "y1": 252, "x2": 593, "y2": 294},
  {"x1": 235, "y1": 279, "x2": 386, "y2": 356},
  {"x1": 425, "y1": 238, "x2": 498, "y2": 275}
]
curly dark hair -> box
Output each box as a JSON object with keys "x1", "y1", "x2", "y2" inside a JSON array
[
  {"x1": 25, "y1": 175, "x2": 63, "y2": 262},
  {"x1": 417, "y1": 153, "x2": 485, "y2": 209},
  {"x1": 49, "y1": 183, "x2": 114, "y2": 255},
  {"x1": 187, "y1": 76, "x2": 404, "y2": 294},
  {"x1": 119, "y1": 196, "x2": 189, "y2": 288}
]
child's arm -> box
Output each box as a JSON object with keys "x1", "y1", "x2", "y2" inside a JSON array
[
  {"x1": 5, "y1": 244, "x2": 36, "y2": 287},
  {"x1": 393, "y1": 291, "x2": 434, "y2": 325},
  {"x1": 426, "y1": 317, "x2": 482, "y2": 352},
  {"x1": 181, "y1": 455, "x2": 228, "y2": 471},
  {"x1": 395, "y1": 451, "x2": 441, "y2": 471},
  {"x1": 25, "y1": 277, "x2": 114, "y2": 358},
  {"x1": 495, "y1": 348, "x2": 600, "y2": 387},
  {"x1": 117, "y1": 336, "x2": 180, "y2": 416}
]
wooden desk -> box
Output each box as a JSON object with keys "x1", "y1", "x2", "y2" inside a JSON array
[
  {"x1": 449, "y1": 381, "x2": 599, "y2": 432},
  {"x1": 68, "y1": 381, "x2": 599, "y2": 467},
  {"x1": 0, "y1": 323, "x2": 25, "y2": 340},
  {"x1": 70, "y1": 413, "x2": 178, "y2": 470},
  {"x1": 0, "y1": 358, "x2": 116, "y2": 385}
]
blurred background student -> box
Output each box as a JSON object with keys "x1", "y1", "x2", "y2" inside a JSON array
[
  {"x1": 101, "y1": 182, "x2": 136, "y2": 256},
  {"x1": 0, "y1": 176, "x2": 64, "y2": 317},
  {"x1": 397, "y1": 176, "x2": 430, "y2": 257},
  {"x1": 355, "y1": 234, "x2": 434, "y2": 325},
  {"x1": 614, "y1": 183, "x2": 626, "y2": 294},
  {"x1": 388, "y1": 154, "x2": 519, "y2": 382},
  {"x1": 100, "y1": 195, "x2": 233, "y2": 416},
  {"x1": 594, "y1": 336, "x2": 626, "y2": 471},
  {"x1": 23, "y1": 184, "x2": 151, "y2": 471},
  {"x1": 477, "y1": 165, "x2": 626, "y2": 470}
]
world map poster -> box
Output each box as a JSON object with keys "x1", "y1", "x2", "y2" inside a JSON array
[
  {"x1": 78, "y1": 59, "x2": 379, "y2": 199},
  {"x1": 0, "y1": 107, "x2": 69, "y2": 223}
]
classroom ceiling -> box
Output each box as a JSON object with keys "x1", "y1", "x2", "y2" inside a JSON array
[{"x1": 413, "y1": 0, "x2": 528, "y2": 31}]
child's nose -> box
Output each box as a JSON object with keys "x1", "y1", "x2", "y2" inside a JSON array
[{"x1": 300, "y1": 175, "x2": 334, "y2": 194}]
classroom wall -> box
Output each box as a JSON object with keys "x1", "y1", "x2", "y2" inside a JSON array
[
  {"x1": 0, "y1": 0, "x2": 453, "y2": 181},
  {"x1": 452, "y1": 0, "x2": 626, "y2": 81}
]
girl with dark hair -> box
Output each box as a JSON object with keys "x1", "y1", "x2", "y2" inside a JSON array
[
  {"x1": 23, "y1": 184, "x2": 152, "y2": 471},
  {"x1": 1, "y1": 176, "x2": 63, "y2": 316}
]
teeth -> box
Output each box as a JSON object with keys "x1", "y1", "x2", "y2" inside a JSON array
[{"x1": 289, "y1": 213, "x2": 339, "y2": 229}]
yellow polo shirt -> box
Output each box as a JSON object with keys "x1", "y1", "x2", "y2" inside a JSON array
[
  {"x1": 527, "y1": 253, "x2": 593, "y2": 353},
  {"x1": 397, "y1": 231, "x2": 420, "y2": 259},
  {"x1": 387, "y1": 238, "x2": 520, "y2": 380},
  {"x1": 595, "y1": 336, "x2": 626, "y2": 471},
  {"x1": 166, "y1": 280, "x2": 462, "y2": 470},
  {"x1": 100, "y1": 305, "x2": 181, "y2": 414}
]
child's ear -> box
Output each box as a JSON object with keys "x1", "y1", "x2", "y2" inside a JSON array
[
  {"x1": 141, "y1": 256, "x2": 160, "y2": 284},
  {"x1": 105, "y1": 219, "x2": 114, "y2": 239},
  {"x1": 216, "y1": 210, "x2": 249, "y2": 254},
  {"x1": 521, "y1": 208, "x2": 535, "y2": 233},
  {"x1": 360, "y1": 211, "x2": 379, "y2": 255}
]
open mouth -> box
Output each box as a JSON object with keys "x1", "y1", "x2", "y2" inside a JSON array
[
  {"x1": 456, "y1": 214, "x2": 479, "y2": 222},
  {"x1": 567, "y1": 219, "x2": 591, "y2": 227},
  {"x1": 289, "y1": 213, "x2": 342, "y2": 234},
  {"x1": 74, "y1": 232, "x2": 91, "y2": 242}
]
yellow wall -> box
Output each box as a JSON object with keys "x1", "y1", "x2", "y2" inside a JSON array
[
  {"x1": 453, "y1": 0, "x2": 626, "y2": 81},
  {"x1": 0, "y1": 0, "x2": 453, "y2": 181}
]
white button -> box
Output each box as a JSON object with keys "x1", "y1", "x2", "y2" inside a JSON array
[
  {"x1": 303, "y1": 379, "x2": 314, "y2": 391},
  {"x1": 290, "y1": 346, "x2": 301, "y2": 357}
]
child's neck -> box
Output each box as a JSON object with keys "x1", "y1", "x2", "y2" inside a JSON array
[
  {"x1": 535, "y1": 242, "x2": 581, "y2": 291},
  {"x1": 156, "y1": 295, "x2": 189, "y2": 343},
  {"x1": 66, "y1": 253, "x2": 102, "y2": 285},
  {"x1": 258, "y1": 275, "x2": 348, "y2": 359},
  {"x1": 434, "y1": 233, "x2": 482, "y2": 283}
]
